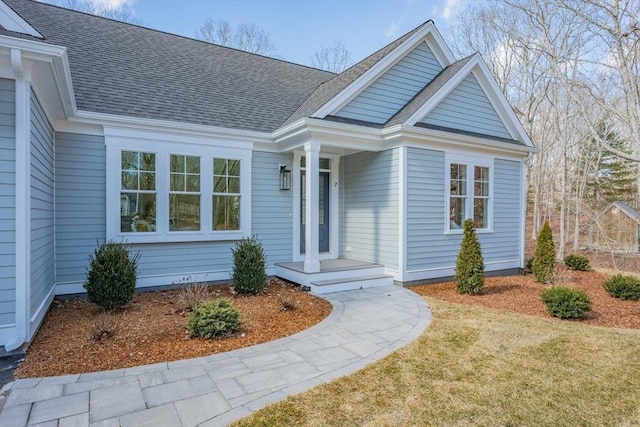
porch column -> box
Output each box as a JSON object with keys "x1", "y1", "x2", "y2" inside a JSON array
[{"x1": 304, "y1": 142, "x2": 321, "y2": 272}]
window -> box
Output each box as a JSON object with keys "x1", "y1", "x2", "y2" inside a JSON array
[
  {"x1": 446, "y1": 158, "x2": 492, "y2": 233},
  {"x1": 170, "y1": 155, "x2": 201, "y2": 231},
  {"x1": 213, "y1": 158, "x2": 240, "y2": 230},
  {"x1": 106, "y1": 131, "x2": 252, "y2": 243},
  {"x1": 120, "y1": 151, "x2": 156, "y2": 233}
]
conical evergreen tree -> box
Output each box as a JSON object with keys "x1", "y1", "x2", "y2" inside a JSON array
[
  {"x1": 532, "y1": 221, "x2": 556, "y2": 283},
  {"x1": 455, "y1": 219, "x2": 484, "y2": 295}
]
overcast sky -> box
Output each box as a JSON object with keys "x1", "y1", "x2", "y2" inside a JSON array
[{"x1": 42, "y1": 0, "x2": 471, "y2": 66}]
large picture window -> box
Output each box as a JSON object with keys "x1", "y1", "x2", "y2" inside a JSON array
[
  {"x1": 446, "y1": 158, "x2": 492, "y2": 233},
  {"x1": 106, "y1": 131, "x2": 252, "y2": 243}
]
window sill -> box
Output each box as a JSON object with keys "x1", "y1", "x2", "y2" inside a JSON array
[
  {"x1": 112, "y1": 230, "x2": 248, "y2": 244},
  {"x1": 445, "y1": 228, "x2": 493, "y2": 235}
]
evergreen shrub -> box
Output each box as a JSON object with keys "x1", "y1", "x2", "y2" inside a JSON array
[
  {"x1": 533, "y1": 221, "x2": 556, "y2": 283},
  {"x1": 231, "y1": 236, "x2": 267, "y2": 294},
  {"x1": 84, "y1": 241, "x2": 140, "y2": 310},
  {"x1": 187, "y1": 298, "x2": 241, "y2": 338},
  {"x1": 540, "y1": 286, "x2": 592, "y2": 319},
  {"x1": 603, "y1": 274, "x2": 640, "y2": 300},
  {"x1": 455, "y1": 219, "x2": 485, "y2": 295},
  {"x1": 564, "y1": 254, "x2": 591, "y2": 271}
]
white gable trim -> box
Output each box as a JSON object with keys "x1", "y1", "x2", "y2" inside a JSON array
[
  {"x1": 0, "y1": 0, "x2": 43, "y2": 38},
  {"x1": 405, "y1": 54, "x2": 533, "y2": 147},
  {"x1": 312, "y1": 21, "x2": 455, "y2": 119}
]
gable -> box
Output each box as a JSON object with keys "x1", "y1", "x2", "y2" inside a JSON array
[
  {"x1": 333, "y1": 41, "x2": 443, "y2": 125},
  {"x1": 420, "y1": 73, "x2": 511, "y2": 139}
]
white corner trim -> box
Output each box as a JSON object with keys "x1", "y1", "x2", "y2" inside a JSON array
[
  {"x1": 398, "y1": 146, "x2": 407, "y2": 282},
  {"x1": 312, "y1": 21, "x2": 454, "y2": 119},
  {"x1": 0, "y1": 1, "x2": 43, "y2": 38}
]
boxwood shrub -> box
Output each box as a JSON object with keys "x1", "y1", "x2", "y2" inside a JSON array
[
  {"x1": 564, "y1": 254, "x2": 591, "y2": 271},
  {"x1": 603, "y1": 274, "x2": 640, "y2": 301},
  {"x1": 187, "y1": 298, "x2": 241, "y2": 338},
  {"x1": 540, "y1": 286, "x2": 592, "y2": 319}
]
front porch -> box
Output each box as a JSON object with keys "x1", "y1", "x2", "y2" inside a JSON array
[{"x1": 275, "y1": 259, "x2": 395, "y2": 294}]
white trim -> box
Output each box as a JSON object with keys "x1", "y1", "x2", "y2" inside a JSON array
[
  {"x1": 303, "y1": 143, "x2": 321, "y2": 272},
  {"x1": 6, "y1": 49, "x2": 31, "y2": 351},
  {"x1": 29, "y1": 284, "x2": 55, "y2": 342},
  {"x1": 398, "y1": 146, "x2": 407, "y2": 282},
  {"x1": 519, "y1": 155, "x2": 530, "y2": 268},
  {"x1": 0, "y1": 3, "x2": 43, "y2": 38},
  {"x1": 444, "y1": 151, "x2": 494, "y2": 235},
  {"x1": 105, "y1": 129, "x2": 253, "y2": 243},
  {"x1": 312, "y1": 21, "x2": 455, "y2": 119},
  {"x1": 292, "y1": 151, "x2": 302, "y2": 261},
  {"x1": 329, "y1": 155, "x2": 340, "y2": 258}
]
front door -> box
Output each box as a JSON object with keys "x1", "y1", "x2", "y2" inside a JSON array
[{"x1": 300, "y1": 171, "x2": 330, "y2": 253}]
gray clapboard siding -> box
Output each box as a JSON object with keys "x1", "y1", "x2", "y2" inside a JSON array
[
  {"x1": 335, "y1": 42, "x2": 443, "y2": 124},
  {"x1": 54, "y1": 132, "x2": 107, "y2": 285},
  {"x1": 421, "y1": 73, "x2": 511, "y2": 139},
  {"x1": 340, "y1": 149, "x2": 399, "y2": 270},
  {"x1": 251, "y1": 151, "x2": 293, "y2": 266},
  {"x1": 0, "y1": 79, "x2": 16, "y2": 326},
  {"x1": 406, "y1": 148, "x2": 521, "y2": 272},
  {"x1": 30, "y1": 90, "x2": 55, "y2": 319}
]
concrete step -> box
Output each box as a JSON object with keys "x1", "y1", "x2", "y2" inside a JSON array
[{"x1": 308, "y1": 274, "x2": 394, "y2": 294}]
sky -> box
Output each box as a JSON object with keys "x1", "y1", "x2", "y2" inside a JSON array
[{"x1": 47, "y1": 0, "x2": 470, "y2": 67}]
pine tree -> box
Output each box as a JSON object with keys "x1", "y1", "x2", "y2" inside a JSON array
[
  {"x1": 532, "y1": 221, "x2": 556, "y2": 283},
  {"x1": 455, "y1": 219, "x2": 485, "y2": 295}
]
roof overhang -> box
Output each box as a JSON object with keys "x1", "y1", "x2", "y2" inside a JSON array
[{"x1": 0, "y1": 0, "x2": 43, "y2": 38}]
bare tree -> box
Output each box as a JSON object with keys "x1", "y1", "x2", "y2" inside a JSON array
[
  {"x1": 44, "y1": 0, "x2": 143, "y2": 25},
  {"x1": 196, "y1": 18, "x2": 277, "y2": 56},
  {"x1": 310, "y1": 40, "x2": 353, "y2": 72}
]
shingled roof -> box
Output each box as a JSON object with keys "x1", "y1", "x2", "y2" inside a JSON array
[{"x1": 3, "y1": 0, "x2": 335, "y2": 133}]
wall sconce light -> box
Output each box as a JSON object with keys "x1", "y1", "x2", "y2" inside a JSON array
[{"x1": 279, "y1": 164, "x2": 291, "y2": 190}]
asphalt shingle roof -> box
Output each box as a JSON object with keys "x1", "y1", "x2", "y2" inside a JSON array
[{"x1": 4, "y1": 0, "x2": 335, "y2": 133}]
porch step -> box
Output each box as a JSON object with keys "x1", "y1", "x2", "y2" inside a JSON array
[{"x1": 309, "y1": 274, "x2": 394, "y2": 294}]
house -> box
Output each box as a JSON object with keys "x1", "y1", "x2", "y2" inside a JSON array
[
  {"x1": 592, "y1": 201, "x2": 640, "y2": 253},
  {"x1": 0, "y1": 0, "x2": 534, "y2": 351}
]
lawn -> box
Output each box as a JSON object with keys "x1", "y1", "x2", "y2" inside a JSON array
[{"x1": 233, "y1": 297, "x2": 640, "y2": 426}]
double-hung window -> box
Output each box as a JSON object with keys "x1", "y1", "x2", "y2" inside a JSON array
[
  {"x1": 446, "y1": 156, "x2": 493, "y2": 233},
  {"x1": 106, "y1": 129, "x2": 251, "y2": 243}
]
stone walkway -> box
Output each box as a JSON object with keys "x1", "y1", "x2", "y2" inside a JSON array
[{"x1": 0, "y1": 286, "x2": 431, "y2": 427}]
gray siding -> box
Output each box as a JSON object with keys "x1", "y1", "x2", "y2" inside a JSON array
[
  {"x1": 340, "y1": 149, "x2": 399, "y2": 270},
  {"x1": 252, "y1": 151, "x2": 293, "y2": 266},
  {"x1": 30, "y1": 90, "x2": 55, "y2": 318},
  {"x1": 406, "y1": 148, "x2": 521, "y2": 271},
  {"x1": 421, "y1": 74, "x2": 511, "y2": 139},
  {"x1": 0, "y1": 79, "x2": 15, "y2": 326},
  {"x1": 336, "y1": 42, "x2": 443, "y2": 124},
  {"x1": 55, "y1": 132, "x2": 106, "y2": 285}
]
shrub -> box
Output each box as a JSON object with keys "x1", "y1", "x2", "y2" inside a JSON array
[
  {"x1": 603, "y1": 274, "x2": 640, "y2": 301},
  {"x1": 88, "y1": 313, "x2": 119, "y2": 341},
  {"x1": 279, "y1": 297, "x2": 298, "y2": 311},
  {"x1": 540, "y1": 286, "x2": 592, "y2": 319},
  {"x1": 187, "y1": 298, "x2": 241, "y2": 338},
  {"x1": 455, "y1": 219, "x2": 485, "y2": 295},
  {"x1": 231, "y1": 236, "x2": 267, "y2": 294},
  {"x1": 178, "y1": 283, "x2": 212, "y2": 312},
  {"x1": 525, "y1": 257, "x2": 535, "y2": 274},
  {"x1": 533, "y1": 221, "x2": 556, "y2": 283},
  {"x1": 84, "y1": 241, "x2": 140, "y2": 310},
  {"x1": 564, "y1": 254, "x2": 591, "y2": 271}
]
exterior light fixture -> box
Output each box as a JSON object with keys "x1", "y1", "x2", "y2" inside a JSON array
[{"x1": 279, "y1": 164, "x2": 291, "y2": 190}]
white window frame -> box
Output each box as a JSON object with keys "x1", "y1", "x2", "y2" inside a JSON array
[
  {"x1": 106, "y1": 129, "x2": 252, "y2": 243},
  {"x1": 445, "y1": 152, "x2": 494, "y2": 234}
]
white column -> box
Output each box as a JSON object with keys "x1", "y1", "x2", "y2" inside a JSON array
[{"x1": 304, "y1": 142, "x2": 320, "y2": 272}]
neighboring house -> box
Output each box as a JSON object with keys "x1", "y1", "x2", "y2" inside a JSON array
[
  {"x1": 0, "y1": 0, "x2": 534, "y2": 351},
  {"x1": 592, "y1": 201, "x2": 640, "y2": 253}
]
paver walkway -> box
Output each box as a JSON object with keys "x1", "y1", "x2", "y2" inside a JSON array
[{"x1": 0, "y1": 286, "x2": 431, "y2": 427}]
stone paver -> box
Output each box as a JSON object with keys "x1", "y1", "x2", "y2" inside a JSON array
[{"x1": 0, "y1": 285, "x2": 431, "y2": 426}]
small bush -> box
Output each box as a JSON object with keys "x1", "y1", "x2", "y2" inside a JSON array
[
  {"x1": 88, "y1": 313, "x2": 119, "y2": 341},
  {"x1": 603, "y1": 274, "x2": 640, "y2": 301},
  {"x1": 231, "y1": 236, "x2": 267, "y2": 294},
  {"x1": 455, "y1": 219, "x2": 485, "y2": 295},
  {"x1": 540, "y1": 286, "x2": 592, "y2": 319},
  {"x1": 84, "y1": 241, "x2": 140, "y2": 310},
  {"x1": 187, "y1": 298, "x2": 241, "y2": 338},
  {"x1": 564, "y1": 254, "x2": 591, "y2": 271},
  {"x1": 525, "y1": 257, "x2": 535, "y2": 274},
  {"x1": 533, "y1": 221, "x2": 556, "y2": 283},
  {"x1": 178, "y1": 283, "x2": 212, "y2": 312},
  {"x1": 279, "y1": 298, "x2": 298, "y2": 311}
]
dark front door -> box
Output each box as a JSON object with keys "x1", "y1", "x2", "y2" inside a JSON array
[{"x1": 300, "y1": 171, "x2": 330, "y2": 253}]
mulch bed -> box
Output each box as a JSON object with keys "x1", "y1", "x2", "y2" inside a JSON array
[
  {"x1": 15, "y1": 279, "x2": 332, "y2": 378},
  {"x1": 412, "y1": 267, "x2": 640, "y2": 329}
]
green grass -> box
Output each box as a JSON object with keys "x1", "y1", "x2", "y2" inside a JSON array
[{"x1": 233, "y1": 298, "x2": 640, "y2": 427}]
